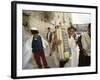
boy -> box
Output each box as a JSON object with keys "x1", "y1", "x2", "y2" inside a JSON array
[{"x1": 31, "y1": 27, "x2": 49, "y2": 68}]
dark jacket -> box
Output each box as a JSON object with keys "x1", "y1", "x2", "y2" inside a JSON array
[
  {"x1": 46, "y1": 32, "x2": 52, "y2": 43},
  {"x1": 32, "y1": 35, "x2": 43, "y2": 52}
]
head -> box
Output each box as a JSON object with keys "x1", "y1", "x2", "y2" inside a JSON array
[
  {"x1": 31, "y1": 27, "x2": 39, "y2": 35},
  {"x1": 47, "y1": 27, "x2": 51, "y2": 32},
  {"x1": 67, "y1": 25, "x2": 77, "y2": 36}
]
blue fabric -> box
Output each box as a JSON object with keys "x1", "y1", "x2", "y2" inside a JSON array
[{"x1": 32, "y1": 35, "x2": 43, "y2": 52}]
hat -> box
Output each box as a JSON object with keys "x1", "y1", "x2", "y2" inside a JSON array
[{"x1": 31, "y1": 27, "x2": 38, "y2": 31}]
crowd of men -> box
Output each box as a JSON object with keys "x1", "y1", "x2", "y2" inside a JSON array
[{"x1": 30, "y1": 23, "x2": 91, "y2": 68}]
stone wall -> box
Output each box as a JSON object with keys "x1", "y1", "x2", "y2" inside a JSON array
[{"x1": 23, "y1": 10, "x2": 72, "y2": 40}]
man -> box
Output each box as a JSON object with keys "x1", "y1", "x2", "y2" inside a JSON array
[
  {"x1": 67, "y1": 26, "x2": 79, "y2": 67},
  {"x1": 81, "y1": 23, "x2": 91, "y2": 66},
  {"x1": 51, "y1": 25, "x2": 70, "y2": 67},
  {"x1": 50, "y1": 26, "x2": 60, "y2": 66},
  {"x1": 67, "y1": 26, "x2": 78, "y2": 40},
  {"x1": 46, "y1": 27, "x2": 52, "y2": 44},
  {"x1": 31, "y1": 27, "x2": 49, "y2": 68}
]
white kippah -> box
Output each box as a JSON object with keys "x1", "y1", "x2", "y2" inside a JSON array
[{"x1": 31, "y1": 27, "x2": 38, "y2": 31}]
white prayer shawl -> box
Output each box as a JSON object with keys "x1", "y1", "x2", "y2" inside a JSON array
[
  {"x1": 81, "y1": 32, "x2": 91, "y2": 56},
  {"x1": 22, "y1": 35, "x2": 50, "y2": 69},
  {"x1": 68, "y1": 36, "x2": 80, "y2": 67}
]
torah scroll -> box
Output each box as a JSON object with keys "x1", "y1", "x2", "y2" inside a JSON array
[{"x1": 56, "y1": 26, "x2": 71, "y2": 61}]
